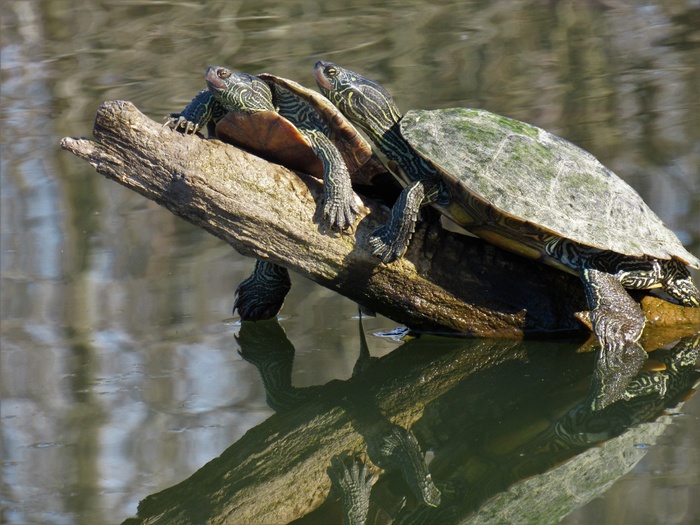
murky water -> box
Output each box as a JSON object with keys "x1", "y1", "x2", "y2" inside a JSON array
[{"x1": 2, "y1": 1, "x2": 699, "y2": 524}]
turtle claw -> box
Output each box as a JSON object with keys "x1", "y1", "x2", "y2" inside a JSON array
[
  {"x1": 323, "y1": 196, "x2": 359, "y2": 233},
  {"x1": 165, "y1": 114, "x2": 202, "y2": 135},
  {"x1": 368, "y1": 226, "x2": 403, "y2": 264}
]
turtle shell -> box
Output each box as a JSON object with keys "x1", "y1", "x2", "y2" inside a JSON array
[
  {"x1": 215, "y1": 73, "x2": 388, "y2": 188},
  {"x1": 401, "y1": 108, "x2": 700, "y2": 268}
]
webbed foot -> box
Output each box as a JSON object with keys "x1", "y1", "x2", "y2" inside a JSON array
[
  {"x1": 234, "y1": 261, "x2": 291, "y2": 321},
  {"x1": 581, "y1": 267, "x2": 646, "y2": 364},
  {"x1": 591, "y1": 310, "x2": 645, "y2": 369},
  {"x1": 328, "y1": 454, "x2": 373, "y2": 525},
  {"x1": 367, "y1": 179, "x2": 426, "y2": 264}
]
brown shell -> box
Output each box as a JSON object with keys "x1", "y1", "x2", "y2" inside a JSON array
[
  {"x1": 216, "y1": 109, "x2": 324, "y2": 177},
  {"x1": 215, "y1": 73, "x2": 391, "y2": 190}
]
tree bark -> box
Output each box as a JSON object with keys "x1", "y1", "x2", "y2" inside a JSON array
[{"x1": 60, "y1": 101, "x2": 699, "y2": 337}]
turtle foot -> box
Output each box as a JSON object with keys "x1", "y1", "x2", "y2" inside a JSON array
[
  {"x1": 380, "y1": 426, "x2": 442, "y2": 508},
  {"x1": 234, "y1": 284, "x2": 286, "y2": 321},
  {"x1": 164, "y1": 114, "x2": 202, "y2": 135},
  {"x1": 592, "y1": 310, "x2": 645, "y2": 369},
  {"x1": 368, "y1": 226, "x2": 405, "y2": 264},
  {"x1": 580, "y1": 267, "x2": 646, "y2": 368},
  {"x1": 322, "y1": 194, "x2": 359, "y2": 233},
  {"x1": 233, "y1": 262, "x2": 291, "y2": 321},
  {"x1": 328, "y1": 454, "x2": 373, "y2": 525}
]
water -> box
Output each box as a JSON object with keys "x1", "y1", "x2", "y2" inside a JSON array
[{"x1": 2, "y1": 1, "x2": 699, "y2": 524}]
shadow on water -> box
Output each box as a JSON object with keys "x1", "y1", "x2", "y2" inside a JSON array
[{"x1": 124, "y1": 320, "x2": 699, "y2": 525}]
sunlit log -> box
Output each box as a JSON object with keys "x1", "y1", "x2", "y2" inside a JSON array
[{"x1": 61, "y1": 101, "x2": 699, "y2": 337}]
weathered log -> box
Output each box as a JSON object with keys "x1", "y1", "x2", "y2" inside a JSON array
[{"x1": 60, "y1": 101, "x2": 700, "y2": 336}]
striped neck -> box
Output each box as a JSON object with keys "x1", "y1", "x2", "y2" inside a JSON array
[{"x1": 374, "y1": 120, "x2": 436, "y2": 183}]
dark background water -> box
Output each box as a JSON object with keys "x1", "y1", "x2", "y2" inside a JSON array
[{"x1": 1, "y1": 1, "x2": 699, "y2": 524}]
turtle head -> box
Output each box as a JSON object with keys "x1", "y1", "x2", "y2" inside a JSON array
[
  {"x1": 314, "y1": 61, "x2": 402, "y2": 140},
  {"x1": 205, "y1": 66, "x2": 275, "y2": 113}
]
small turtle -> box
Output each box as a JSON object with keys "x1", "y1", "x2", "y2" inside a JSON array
[
  {"x1": 167, "y1": 66, "x2": 392, "y2": 320},
  {"x1": 314, "y1": 60, "x2": 700, "y2": 355}
]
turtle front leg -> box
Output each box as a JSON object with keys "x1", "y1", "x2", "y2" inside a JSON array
[
  {"x1": 580, "y1": 267, "x2": 647, "y2": 369},
  {"x1": 304, "y1": 130, "x2": 359, "y2": 232},
  {"x1": 233, "y1": 260, "x2": 291, "y2": 321},
  {"x1": 165, "y1": 89, "x2": 225, "y2": 136},
  {"x1": 368, "y1": 180, "x2": 436, "y2": 263}
]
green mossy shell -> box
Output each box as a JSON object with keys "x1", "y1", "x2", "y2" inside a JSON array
[{"x1": 402, "y1": 108, "x2": 699, "y2": 267}]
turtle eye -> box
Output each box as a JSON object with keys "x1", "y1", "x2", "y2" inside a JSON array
[
  {"x1": 326, "y1": 67, "x2": 337, "y2": 78},
  {"x1": 218, "y1": 69, "x2": 231, "y2": 79}
]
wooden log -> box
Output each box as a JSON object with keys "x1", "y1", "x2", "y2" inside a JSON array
[{"x1": 60, "y1": 101, "x2": 700, "y2": 336}]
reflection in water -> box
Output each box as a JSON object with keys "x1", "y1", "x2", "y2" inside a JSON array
[
  {"x1": 126, "y1": 324, "x2": 698, "y2": 525},
  {"x1": 239, "y1": 315, "x2": 441, "y2": 518},
  {"x1": 465, "y1": 334, "x2": 700, "y2": 525},
  {"x1": 560, "y1": 335, "x2": 700, "y2": 449},
  {"x1": 588, "y1": 338, "x2": 648, "y2": 411}
]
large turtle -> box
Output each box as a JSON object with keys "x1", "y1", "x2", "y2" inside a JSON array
[
  {"x1": 166, "y1": 66, "x2": 393, "y2": 320},
  {"x1": 313, "y1": 60, "x2": 700, "y2": 357}
]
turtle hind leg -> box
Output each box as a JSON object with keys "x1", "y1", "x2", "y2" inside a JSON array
[
  {"x1": 660, "y1": 258, "x2": 700, "y2": 307},
  {"x1": 612, "y1": 256, "x2": 699, "y2": 307},
  {"x1": 234, "y1": 260, "x2": 291, "y2": 321},
  {"x1": 580, "y1": 267, "x2": 647, "y2": 367}
]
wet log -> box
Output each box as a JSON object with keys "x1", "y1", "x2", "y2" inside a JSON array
[{"x1": 60, "y1": 101, "x2": 700, "y2": 336}]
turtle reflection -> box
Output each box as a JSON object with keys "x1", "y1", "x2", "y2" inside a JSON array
[
  {"x1": 237, "y1": 314, "x2": 441, "y2": 524},
  {"x1": 239, "y1": 317, "x2": 699, "y2": 524},
  {"x1": 419, "y1": 334, "x2": 700, "y2": 525},
  {"x1": 128, "y1": 328, "x2": 698, "y2": 525},
  {"x1": 559, "y1": 334, "x2": 700, "y2": 448}
]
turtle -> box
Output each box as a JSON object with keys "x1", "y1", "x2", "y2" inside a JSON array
[
  {"x1": 313, "y1": 60, "x2": 700, "y2": 359},
  {"x1": 166, "y1": 66, "x2": 393, "y2": 320}
]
